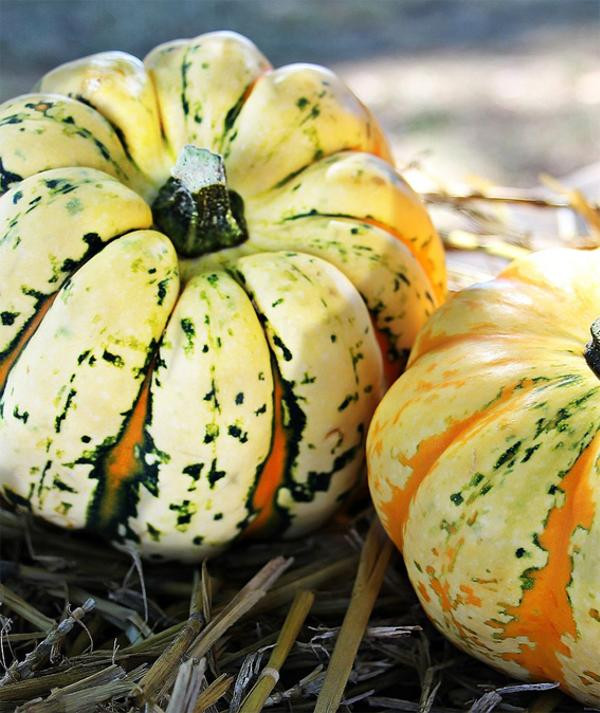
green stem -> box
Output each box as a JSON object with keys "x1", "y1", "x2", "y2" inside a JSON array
[
  {"x1": 152, "y1": 145, "x2": 247, "y2": 258},
  {"x1": 584, "y1": 318, "x2": 600, "y2": 379}
]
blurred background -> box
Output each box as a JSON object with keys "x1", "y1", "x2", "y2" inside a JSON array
[{"x1": 1, "y1": 0, "x2": 598, "y2": 189}]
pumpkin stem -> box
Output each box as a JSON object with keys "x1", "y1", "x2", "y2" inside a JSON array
[
  {"x1": 152, "y1": 145, "x2": 247, "y2": 257},
  {"x1": 584, "y1": 318, "x2": 600, "y2": 379}
]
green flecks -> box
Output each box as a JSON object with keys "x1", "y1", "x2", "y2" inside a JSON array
[
  {"x1": 65, "y1": 197, "x2": 83, "y2": 214},
  {"x1": 300, "y1": 372, "x2": 316, "y2": 385},
  {"x1": 258, "y1": 371, "x2": 265, "y2": 381},
  {"x1": 313, "y1": 148, "x2": 324, "y2": 161},
  {"x1": 204, "y1": 423, "x2": 219, "y2": 443},
  {"x1": 3, "y1": 487, "x2": 32, "y2": 510},
  {"x1": 494, "y1": 440, "x2": 522, "y2": 470},
  {"x1": 52, "y1": 477, "x2": 76, "y2": 493},
  {"x1": 469, "y1": 472, "x2": 485, "y2": 487},
  {"x1": 77, "y1": 349, "x2": 91, "y2": 365},
  {"x1": 393, "y1": 273, "x2": 411, "y2": 291},
  {"x1": 306, "y1": 441, "x2": 360, "y2": 496},
  {"x1": 54, "y1": 388, "x2": 77, "y2": 434},
  {"x1": 228, "y1": 424, "x2": 248, "y2": 443},
  {"x1": 273, "y1": 165, "x2": 309, "y2": 189},
  {"x1": 193, "y1": 535, "x2": 203, "y2": 545},
  {"x1": 180, "y1": 50, "x2": 191, "y2": 116},
  {"x1": 255, "y1": 403, "x2": 267, "y2": 416},
  {"x1": 0, "y1": 158, "x2": 23, "y2": 194},
  {"x1": 12, "y1": 190, "x2": 23, "y2": 203},
  {"x1": 169, "y1": 499, "x2": 197, "y2": 531},
  {"x1": 147, "y1": 522, "x2": 161, "y2": 542},
  {"x1": 44, "y1": 178, "x2": 76, "y2": 193},
  {"x1": 60, "y1": 232, "x2": 104, "y2": 274},
  {"x1": 235, "y1": 392, "x2": 244, "y2": 405},
  {"x1": 521, "y1": 443, "x2": 541, "y2": 463},
  {"x1": 450, "y1": 492, "x2": 464, "y2": 506},
  {"x1": 0, "y1": 311, "x2": 19, "y2": 326},
  {"x1": 520, "y1": 568, "x2": 537, "y2": 591},
  {"x1": 206, "y1": 273, "x2": 219, "y2": 285},
  {"x1": 222, "y1": 89, "x2": 247, "y2": 138},
  {"x1": 102, "y1": 350, "x2": 125, "y2": 368},
  {"x1": 330, "y1": 334, "x2": 337, "y2": 343},
  {"x1": 272, "y1": 334, "x2": 292, "y2": 362},
  {"x1": 81, "y1": 435, "x2": 91, "y2": 443},
  {"x1": 203, "y1": 380, "x2": 220, "y2": 410},
  {"x1": 480, "y1": 483, "x2": 493, "y2": 496},
  {"x1": 213, "y1": 512, "x2": 223, "y2": 521},
  {"x1": 56, "y1": 502, "x2": 73, "y2": 516},
  {"x1": 180, "y1": 318, "x2": 195, "y2": 353},
  {"x1": 272, "y1": 298, "x2": 284, "y2": 308},
  {"x1": 183, "y1": 463, "x2": 204, "y2": 481},
  {"x1": 207, "y1": 459, "x2": 226, "y2": 487},
  {"x1": 24, "y1": 195, "x2": 42, "y2": 213},
  {"x1": 515, "y1": 547, "x2": 527, "y2": 558},
  {"x1": 156, "y1": 278, "x2": 170, "y2": 306},
  {"x1": 12, "y1": 405, "x2": 29, "y2": 423},
  {"x1": 296, "y1": 97, "x2": 309, "y2": 109},
  {"x1": 338, "y1": 393, "x2": 358, "y2": 412}
]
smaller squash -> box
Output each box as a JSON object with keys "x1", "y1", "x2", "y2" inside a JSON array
[{"x1": 367, "y1": 247, "x2": 600, "y2": 706}]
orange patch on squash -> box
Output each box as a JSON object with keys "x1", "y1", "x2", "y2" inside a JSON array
[
  {"x1": 243, "y1": 371, "x2": 287, "y2": 537},
  {"x1": 0, "y1": 296, "x2": 55, "y2": 392},
  {"x1": 459, "y1": 584, "x2": 482, "y2": 607},
  {"x1": 499, "y1": 434, "x2": 599, "y2": 685},
  {"x1": 97, "y1": 376, "x2": 151, "y2": 526}
]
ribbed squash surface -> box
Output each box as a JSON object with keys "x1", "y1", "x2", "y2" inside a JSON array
[
  {"x1": 368, "y1": 248, "x2": 600, "y2": 705},
  {"x1": 0, "y1": 32, "x2": 445, "y2": 559}
]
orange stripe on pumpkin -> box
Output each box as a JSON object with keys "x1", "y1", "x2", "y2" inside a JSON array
[
  {"x1": 0, "y1": 296, "x2": 55, "y2": 393},
  {"x1": 97, "y1": 376, "x2": 151, "y2": 527},
  {"x1": 499, "y1": 433, "x2": 599, "y2": 685},
  {"x1": 243, "y1": 371, "x2": 287, "y2": 537}
]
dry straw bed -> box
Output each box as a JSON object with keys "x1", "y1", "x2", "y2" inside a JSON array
[{"x1": 1, "y1": 167, "x2": 598, "y2": 713}]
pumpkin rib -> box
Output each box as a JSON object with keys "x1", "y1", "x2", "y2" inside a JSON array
[
  {"x1": 0, "y1": 168, "x2": 153, "y2": 370},
  {"x1": 235, "y1": 250, "x2": 383, "y2": 539},
  {"x1": 0, "y1": 94, "x2": 150, "y2": 197},
  {"x1": 0, "y1": 231, "x2": 180, "y2": 529}
]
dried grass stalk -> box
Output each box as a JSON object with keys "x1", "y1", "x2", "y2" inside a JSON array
[
  {"x1": 238, "y1": 590, "x2": 315, "y2": 713},
  {"x1": 314, "y1": 519, "x2": 393, "y2": 713}
]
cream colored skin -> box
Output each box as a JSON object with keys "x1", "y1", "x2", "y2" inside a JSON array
[
  {"x1": 368, "y1": 249, "x2": 600, "y2": 705},
  {"x1": 0, "y1": 31, "x2": 445, "y2": 559}
]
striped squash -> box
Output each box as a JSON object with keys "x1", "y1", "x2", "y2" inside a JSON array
[
  {"x1": 0, "y1": 31, "x2": 445, "y2": 560},
  {"x1": 367, "y1": 248, "x2": 600, "y2": 705}
]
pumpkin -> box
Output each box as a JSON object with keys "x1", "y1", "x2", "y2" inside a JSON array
[
  {"x1": 0, "y1": 31, "x2": 445, "y2": 560},
  {"x1": 367, "y1": 247, "x2": 600, "y2": 705}
]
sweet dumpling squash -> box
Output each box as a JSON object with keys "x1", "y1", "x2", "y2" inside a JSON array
[
  {"x1": 368, "y1": 247, "x2": 600, "y2": 705},
  {"x1": 0, "y1": 31, "x2": 445, "y2": 559}
]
